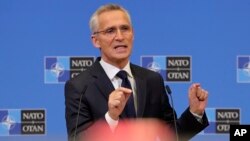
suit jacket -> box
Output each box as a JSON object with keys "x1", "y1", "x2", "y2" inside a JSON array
[{"x1": 65, "y1": 57, "x2": 209, "y2": 141}]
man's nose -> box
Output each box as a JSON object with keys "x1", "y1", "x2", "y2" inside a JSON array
[{"x1": 114, "y1": 29, "x2": 125, "y2": 40}]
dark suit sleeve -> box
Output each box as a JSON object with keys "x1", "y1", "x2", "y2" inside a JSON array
[
  {"x1": 64, "y1": 80, "x2": 93, "y2": 140},
  {"x1": 177, "y1": 108, "x2": 209, "y2": 140},
  {"x1": 155, "y1": 73, "x2": 209, "y2": 141}
]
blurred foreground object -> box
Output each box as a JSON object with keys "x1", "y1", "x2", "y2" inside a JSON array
[{"x1": 80, "y1": 119, "x2": 176, "y2": 141}]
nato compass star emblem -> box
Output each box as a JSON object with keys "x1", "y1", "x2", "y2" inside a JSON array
[
  {"x1": 2, "y1": 116, "x2": 15, "y2": 130},
  {"x1": 50, "y1": 63, "x2": 64, "y2": 78},
  {"x1": 243, "y1": 62, "x2": 250, "y2": 76},
  {"x1": 237, "y1": 56, "x2": 250, "y2": 83},
  {"x1": 147, "y1": 62, "x2": 161, "y2": 73}
]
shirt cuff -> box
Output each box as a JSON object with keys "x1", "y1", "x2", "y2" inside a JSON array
[
  {"x1": 105, "y1": 112, "x2": 119, "y2": 131},
  {"x1": 190, "y1": 111, "x2": 203, "y2": 123}
]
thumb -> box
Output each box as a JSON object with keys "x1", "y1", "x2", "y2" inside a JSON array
[{"x1": 189, "y1": 83, "x2": 200, "y2": 98}]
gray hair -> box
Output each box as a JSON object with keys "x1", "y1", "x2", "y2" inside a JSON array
[{"x1": 89, "y1": 4, "x2": 132, "y2": 33}]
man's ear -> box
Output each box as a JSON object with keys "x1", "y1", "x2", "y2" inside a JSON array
[
  {"x1": 132, "y1": 28, "x2": 135, "y2": 41},
  {"x1": 91, "y1": 35, "x2": 101, "y2": 49}
]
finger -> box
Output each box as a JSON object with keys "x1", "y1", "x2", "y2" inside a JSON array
[
  {"x1": 202, "y1": 89, "x2": 208, "y2": 100},
  {"x1": 196, "y1": 87, "x2": 202, "y2": 98},
  {"x1": 197, "y1": 89, "x2": 208, "y2": 101},
  {"x1": 109, "y1": 92, "x2": 126, "y2": 106},
  {"x1": 112, "y1": 100, "x2": 122, "y2": 107},
  {"x1": 112, "y1": 90, "x2": 124, "y2": 97},
  {"x1": 189, "y1": 83, "x2": 198, "y2": 98},
  {"x1": 110, "y1": 90, "x2": 125, "y2": 99},
  {"x1": 117, "y1": 87, "x2": 132, "y2": 94},
  {"x1": 109, "y1": 100, "x2": 119, "y2": 109},
  {"x1": 194, "y1": 83, "x2": 200, "y2": 88},
  {"x1": 114, "y1": 92, "x2": 126, "y2": 102},
  {"x1": 110, "y1": 98, "x2": 127, "y2": 109},
  {"x1": 117, "y1": 87, "x2": 133, "y2": 100}
]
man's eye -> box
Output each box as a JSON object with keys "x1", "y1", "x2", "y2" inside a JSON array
[
  {"x1": 105, "y1": 28, "x2": 115, "y2": 34},
  {"x1": 121, "y1": 26, "x2": 130, "y2": 31}
]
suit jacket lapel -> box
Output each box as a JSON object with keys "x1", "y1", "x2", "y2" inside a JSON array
[
  {"x1": 88, "y1": 59, "x2": 147, "y2": 118},
  {"x1": 89, "y1": 58, "x2": 115, "y2": 101},
  {"x1": 131, "y1": 64, "x2": 147, "y2": 118},
  {"x1": 89, "y1": 58, "x2": 129, "y2": 118}
]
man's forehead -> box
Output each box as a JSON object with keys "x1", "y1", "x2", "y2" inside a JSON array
[{"x1": 98, "y1": 10, "x2": 131, "y2": 28}]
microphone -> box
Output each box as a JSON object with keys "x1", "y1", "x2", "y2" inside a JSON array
[
  {"x1": 165, "y1": 85, "x2": 179, "y2": 141},
  {"x1": 73, "y1": 85, "x2": 88, "y2": 141}
]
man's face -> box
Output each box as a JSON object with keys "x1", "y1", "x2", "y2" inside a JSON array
[{"x1": 92, "y1": 10, "x2": 134, "y2": 67}]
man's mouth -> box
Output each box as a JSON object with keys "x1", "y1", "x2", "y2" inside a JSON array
[{"x1": 114, "y1": 45, "x2": 127, "y2": 49}]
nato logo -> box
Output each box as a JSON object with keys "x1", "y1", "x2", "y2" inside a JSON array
[
  {"x1": 44, "y1": 56, "x2": 95, "y2": 84},
  {"x1": 141, "y1": 56, "x2": 167, "y2": 81},
  {"x1": 202, "y1": 108, "x2": 240, "y2": 134},
  {"x1": 0, "y1": 109, "x2": 46, "y2": 136},
  {"x1": 237, "y1": 56, "x2": 250, "y2": 83},
  {"x1": 166, "y1": 56, "x2": 191, "y2": 82},
  {"x1": 141, "y1": 56, "x2": 191, "y2": 82}
]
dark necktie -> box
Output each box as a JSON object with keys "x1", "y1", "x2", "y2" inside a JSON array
[{"x1": 116, "y1": 70, "x2": 136, "y2": 118}]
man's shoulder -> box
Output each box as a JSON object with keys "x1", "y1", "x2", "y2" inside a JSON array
[
  {"x1": 71, "y1": 70, "x2": 92, "y2": 82},
  {"x1": 66, "y1": 59, "x2": 99, "y2": 85},
  {"x1": 64, "y1": 69, "x2": 93, "y2": 91},
  {"x1": 131, "y1": 63, "x2": 162, "y2": 78}
]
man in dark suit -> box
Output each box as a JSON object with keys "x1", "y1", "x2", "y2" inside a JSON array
[{"x1": 65, "y1": 3, "x2": 209, "y2": 141}]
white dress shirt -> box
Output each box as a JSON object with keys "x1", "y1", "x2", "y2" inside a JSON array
[
  {"x1": 100, "y1": 59, "x2": 203, "y2": 131},
  {"x1": 100, "y1": 59, "x2": 137, "y2": 131}
]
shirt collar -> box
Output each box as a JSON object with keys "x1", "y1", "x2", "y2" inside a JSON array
[
  {"x1": 100, "y1": 59, "x2": 133, "y2": 80},
  {"x1": 123, "y1": 62, "x2": 133, "y2": 79}
]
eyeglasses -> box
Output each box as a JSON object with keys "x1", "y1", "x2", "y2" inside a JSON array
[{"x1": 93, "y1": 25, "x2": 132, "y2": 38}]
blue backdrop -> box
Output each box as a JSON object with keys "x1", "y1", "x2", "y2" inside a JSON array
[{"x1": 0, "y1": 0, "x2": 250, "y2": 141}]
